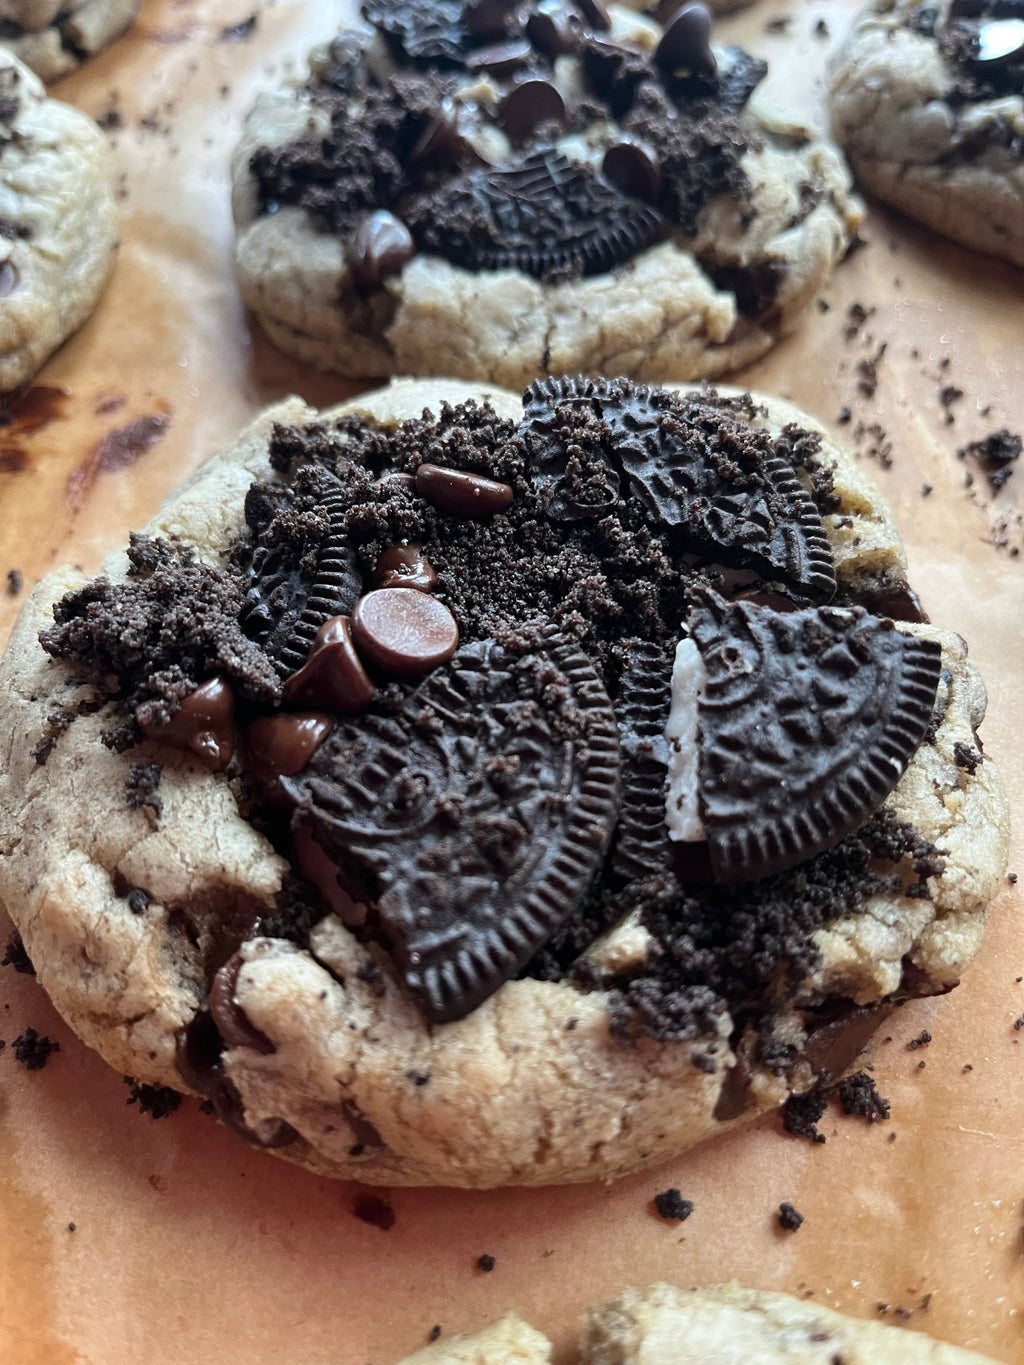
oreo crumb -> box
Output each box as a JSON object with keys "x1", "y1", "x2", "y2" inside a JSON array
[
  {"x1": 856, "y1": 343, "x2": 887, "y2": 398},
  {"x1": 125, "y1": 762, "x2": 163, "y2": 820},
  {"x1": 428, "y1": 1326, "x2": 442, "y2": 1343},
  {"x1": 1012, "y1": 1017, "x2": 1024, "y2": 1032},
  {"x1": 6, "y1": 568, "x2": 21, "y2": 595},
  {"x1": 958, "y1": 430, "x2": 1021, "y2": 491},
  {"x1": 814, "y1": 18, "x2": 829, "y2": 36},
  {"x1": 837, "y1": 406, "x2": 852, "y2": 425},
  {"x1": 477, "y1": 1254, "x2": 496, "y2": 1272},
  {"x1": 13, "y1": 1028, "x2": 60, "y2": 1070},
  {"x1": 843, "y1": 302, "x2": 874, "y2": 341},
  {"x1": 917, "y1": 1059, "x2": 926, "y2": 1069},
  {"x1": 127, "y1": 887, "x2": 150, "y2": 914},
  {"x1": 124, "y1": 1076, "x2": 182, "y2": 1119},
  {"x1": 1, "y1": 933, "x2": 34, "y2": 975},
  {"x1": 783, "y1": 1089, "x2": 828, "y2": 1143},
  {"x1": 219, "y1": 15, "x2": 257, "y2": 42},
  {"x1": 939, "y1": 385, "x2": 963, "y2": 424},
  {"x1": 838, "y1": 1070, "x2": 890, "y2": 1122},
  {"x1": 778, "y1": 1202, "x2": 804, "y2": 1231},
  {"x1": 954, "y1": 742, "x2": 982, "y2": 774},
  {"x1": 907, "y1": 1029, "x2": 931, "y2": 1050},
  {"x1": 198, "y1": 1098, "x2": 215, "y2": 1116},
  {"x1": 68, "y1": 1222, "x2": 76, "y2": 1232},
  {"x1": 653, "y1": 1188, "x2": 694, "y2": 1221},
  {"x1": 921, "y1": 484, "x2": 933, "y2": 496},
  {"x1": 353, "y1": 1192, "x2": 396, "y2": 1230}
]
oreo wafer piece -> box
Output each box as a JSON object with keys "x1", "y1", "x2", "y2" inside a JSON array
[
  {"x1": 362, "y1": 0, "x2": 472, "y2": 69},
  {"x1": 519, "y1": 377, "x2": 836, "y2": 601},
  {"x1": 612, "y1": 639, "x2": 675, "y2": 883},
  {"x1": 240, "y1": 471, "x2": 362, "y2": 679},
  {"x1": 400, "y1": 148, "x2": 663, "y2": 282},
  {"x1": 283, "y1": 637, "x2": 622, "y2": 1023},
  {"x1": 689, "y1": 592, "x2": 942, "y2": 883}
]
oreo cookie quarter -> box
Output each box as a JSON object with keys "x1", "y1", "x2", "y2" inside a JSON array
[{"x1": 284, "y1": 637, "x2": 622, "y2": 1023}]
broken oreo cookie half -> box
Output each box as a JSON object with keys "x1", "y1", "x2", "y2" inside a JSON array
[
  {"x1": 663, "y1": 592, "x2": 942, "y2": 883},
  {"x1": 284, "y1": 636, "x2": 621, "y2": 1023}
]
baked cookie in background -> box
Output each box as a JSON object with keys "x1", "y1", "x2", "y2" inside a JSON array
[
  {"x1": 0, "y1": 0, "x2": 141, "y2": 83},
  {"x1": 0, "y1": 50, "x2": 118, "y2": 392},
  {"x1": 231, "y1": 2, "x2": 862, "y2": 388},
  {"x1": 396, "y1": 1284, "x2": 1000, "y2": 1363},
  {"x1": 828, "y1": 0, "x2": 1024, "y2": 269},
  {"x1": 0, "y1": 377, "x2": 1007, "y2": 1188}
]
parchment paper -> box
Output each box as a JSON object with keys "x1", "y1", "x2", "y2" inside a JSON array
[{"x1": 0, "y1": 2, "x2": 1021, "y2": 1362}]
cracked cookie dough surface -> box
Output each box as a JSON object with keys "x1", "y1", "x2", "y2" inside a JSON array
[
  {"x1": 231, "y1": 4, "x2": 862, "y2": 388},
  {"x1": 0, "y1": 50, "x2": 118, "y2": 391},
  {"x1": 828, "y1": 0, "x2": 1024, "y2": 269},
  {"x1": 0, "y1": 379, "x2": 1008, "y2": 1188},
  {"x1": 0, "y1": 0, "x2": 140, "y2": 83}
]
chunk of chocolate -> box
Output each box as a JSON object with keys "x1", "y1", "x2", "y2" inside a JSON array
[
  {"x1": 414, "y1": 463, "x2": 513, "y2": 517},
  {"x1": 244, "y1": 712, "x2": 333, "y2": 792},
  {"x1": 688, "y1": 592, "x2": 942, "y2": 883},
  {"x1": 210, "y1": 954, "x2": 276, "y2": 1054},
  {"x1": 602, "y1": 142, "x2": 662, "y2": 202},
  {"x1": 351, "y1": 588, "x2": 459, "y2": 677},
  {"x1": 499, "y1": 79, "x2": 566, "y2": 141},
  {"x1": 656, "y1": 2, "x2": 717, "y2": 78},
  {"x1": 142, "y1": 677, "x2": 234, "y2": 768},
  {"x1": 352, "y1": 210, "x2": 415, "y2": 288},
  {"x1": 519, "y1": 377, "x2": 836, "y2": 600},
  {"x1": 526, "y1": 6, "x2": 582, "y2": 57},
  {"x1": 284, "y1": 637, "x2": 622, "y2": 1022},
  {"x1": 284, "y1": 616, "x2": 375, "y2": 713},
  {"x1": 401, "y1": 148, "x2": 662, "y2": 281},
  {"x1": 371, "y1": 543, "x2": 439, "y2": 592}
]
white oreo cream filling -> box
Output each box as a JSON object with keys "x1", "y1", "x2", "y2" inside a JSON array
[{"x1": 664, "y1": 636, "x2": 708, "y2": 843}]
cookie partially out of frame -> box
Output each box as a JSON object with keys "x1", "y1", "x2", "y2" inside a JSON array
[
  {"x1": 0, "y1": 0, "x2": 140, "y2": 83},
  {"x1": 231, "y1": 2, "x2": 862, "y2": 387},
  {"x1": 0, "y1": 378, "x2": 1007, "y2": 1188},
  {"x1": 397, "y1": 1283, "x2": 1000, "y2": 1362},
  {"x1": 828, "y1": 0, "x2": 1024, "y2": 268},
  {"x1": 0, "y1": 51, "x2": 118, "y2": 391}
]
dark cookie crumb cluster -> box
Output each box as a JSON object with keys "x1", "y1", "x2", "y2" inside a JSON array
[
  {"x1": 1, "y1": 932, "x2": 34, "y2": 975},
  {"x1": 13, "y1": 1027, "x2": 60, "y2": 1070},
  {"x1": 653, "y1": 1187, "x2": 694, "y2": 1221},
  {"x1": 124, "y1": 1076, "x2": 183, "y2": 1119},
  {"x1": 777, "y1": 1201, "x2": 804, "y2": 1231},
  {"x1": 838, "y1": 1070, "x2": 891, "y2": 1122}
]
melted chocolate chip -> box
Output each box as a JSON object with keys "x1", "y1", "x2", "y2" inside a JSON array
[
  {"x1": 210, "y1": 954, "x2": 276, "y2": 1054},
  {"x1": 283, "y1": 616, "x2": 375, "y2": 713},
  {"x1": 352, "y1": 210, "x2": 415, "y2": 288},
  {"x1": 244, "y1": 712, "x2": 334, "y2": 792},
  {"x1": 499, "y1": 79, "x2": 566, "y2": 141},
  {"x1": 285, "y1": 637, "x2": 621, "y2": 1023},
  {"x1": 371, "y1": 543, "x2": 439, "y2": 592},
  {"x1": 602, "y1": 142, "x2": 662, "y2": 203},
  {"x1": 525, "y1": 7, "x2": 582, "y2": 57},
  {"x1": 414, "y1": 463, "x2": 514, "y2": 517},
  {"x1": 690, "y1": 593, "x2": 942, "y2": 883},
  {"x1": 656, "y1": 2, "x2": 716, "y2": 78},
  {"x1": 351, "y1": 588, "x2": 459, "y2": 677},
  {"x1": 142, "y1": 677, "x2": 235, "y2": 768}
]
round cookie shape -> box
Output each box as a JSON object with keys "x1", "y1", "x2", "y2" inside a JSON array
[
  {"x1": 0, "y1": 1, "x2": 141, "y2": 83},
  {"x1": 0, "y1": 378, "x2": 1008, "y2": 1187},
  {"x1": 0, "y1": 52, "x2": 118, "y2": 392},
  {"x1": 231, "y1": 4, "x2": 863, "y2": 388},
  {"x1": 828, "y1": 0, "x2": 1024, "y2": 268}
]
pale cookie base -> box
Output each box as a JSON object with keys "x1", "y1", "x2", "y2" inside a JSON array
[
  {"x1": 231, "y1": 14, "x2": 863, "y2": 387},
  {"x1": 397, "y1": 1315, "x2": 552, "y2": 1365},
  {"x1": 0, "y1": 0, "x2": 140, "y2": 83},
  {"x1": 828, "y1": 0, "x2": 1024, "y2": 269},
  {"x1": 0, "y1": 52, "x2": 118, "y2": 391},
  {"x1": 579, "y1": 1283, "x2": 1000, "y2": 1364},
  {"x1": 0, "y1": 380, "x2": 1008, "y2": 1188}
]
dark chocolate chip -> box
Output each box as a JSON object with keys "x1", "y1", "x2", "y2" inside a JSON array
[
  {"x1": 284, "y1": 637, "x2": 622, "y2": 1023},
  {"x1": 142, "y1": 677, "x2": 234, "y2": 768},
  {"x1": 402, "y1": 148, "x2": 662, "y2": 281},
  {"x1": 858, "y1": 582, "x2": 930, "y2": 625},
  {"x1": 283, "y1": 615, "x2": 375, "y2": 713},
  {"x1": 210, "y1": 954, "x2": 276, "y2": 1054},
  {"x1": 800, "y1": 1002, "x2": 893, "y2": 1084},
  {"x1": 519, "y1": 377, "x2": 836, "y2": 599},
  {"x1": 414, "y1": 463, "x2": 513, "y2": 517},
  {"x1": 407, "y1": 106, "x2": 479, "y2": 173},
  {"x1": 351, "y1": 588, "x2": 459, "y2": 677},
  {"x1": 352, "y1": 210, "x2": 414, "y2": 288},
  {"x1": 244, "y1": 712, "x2": 334, "y2": 792},
  {"x1": 371, "y1": 542, "x2": 439, "y2": 592},
  {"x1": 464, "y1": 37, "x2": 533, "y2": 74},
  {"x1": 602, "y1": 141, "x2": 662, "y2": 203},
  {"x1": 499, "y1": 79, "x2": 566, "y2": 141},
  {"x1": 656, "y1": 2, "x2": 717, "y2": 78},
  {"x1": 0, "y1": 260, "x2": 15, "y2": 297},
  {"x1": 525, "y1": 7, "x2": 582, "y2": 57},
  {"x1": 464, "y1": 0, "x2": 518, "y2": 39},
  {"x1": 689, "y1": 592, "x2": 943, "y2": 883}
]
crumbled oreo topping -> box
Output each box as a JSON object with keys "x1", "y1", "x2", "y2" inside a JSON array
[
  {"x1": 1, "y1": 933, "x2": 34, "y2": 975},
  {"x1": 777, "y1": 1201, "x2": 804, "y2": 1231},
  {"x1": 125, "y1": 762, "x2": 163, "y2": 819},
  {"x1": 13, "y1": 1028, "x2": 59, "y2": 1070},
  {"x1": 782, "y1": 1088, "x2": 828, "y2": 1143},
  {"x1": 838, "y1": 1069, "x2": 890, "y2": 1122},
  {"x1": 39, "y1": 535, "x2": 281, "y2": 751},
  {"x1": 124, "y1": 1076, "x2": 183, "y2": 1118},
  {"x1": 653, "y1": 1187, "x2": 694, "y2": 1221}
]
